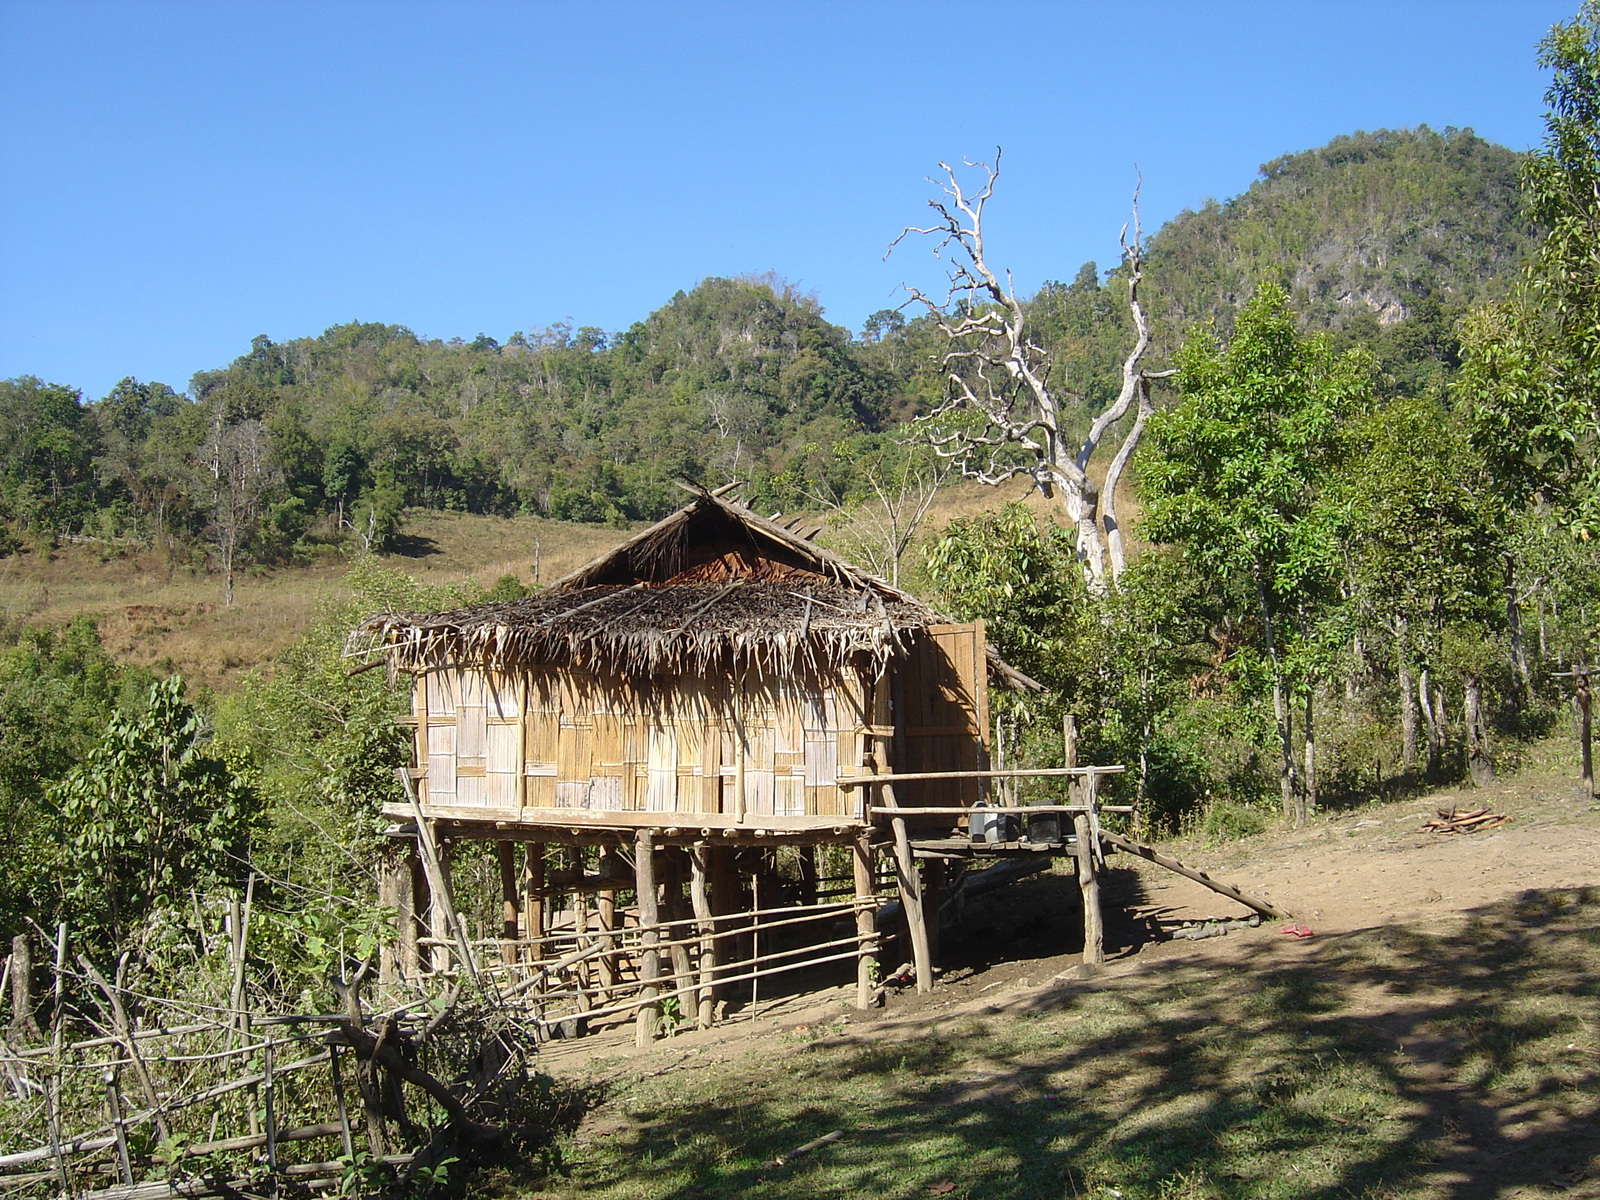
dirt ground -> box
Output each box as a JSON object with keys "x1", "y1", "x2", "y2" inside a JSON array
[{"x1": 531, "y1": 737, "x2": 1600, "y2": 1199}]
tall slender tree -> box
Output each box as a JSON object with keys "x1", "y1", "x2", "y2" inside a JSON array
[{"x1": 1139, "y1": 284, "x2": 1368, "y2": 824}]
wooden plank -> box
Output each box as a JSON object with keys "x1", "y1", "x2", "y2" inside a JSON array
[
  {"x1": 1100, "y1": 830, "x2": 1292, "y2": 919},
  {"x1": 383, "y1": 802, "x2": 865, "y2": 833},
  {"x1": 840, "y1": 766, "x2": 1127, "y2": 786}
]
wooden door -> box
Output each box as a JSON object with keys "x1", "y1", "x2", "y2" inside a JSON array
[{"x1": 897, "y1": 622, "x2": 990, "y2": 810}]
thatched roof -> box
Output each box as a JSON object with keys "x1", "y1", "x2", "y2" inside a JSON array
[{"x1": 352, "y1": 490, "x2": 1038, "y2": 687}]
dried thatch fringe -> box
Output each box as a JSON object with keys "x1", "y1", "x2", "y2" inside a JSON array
[{"x1": 352, "y1": 582, "x2": 925, "y2": 679}]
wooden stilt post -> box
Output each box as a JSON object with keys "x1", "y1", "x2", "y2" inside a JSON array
[
  {"x1": 852, "y1": 833, "x2": 878, "y2": 1009},
  {"x1": 378, "y1": 864, "x2": 397, "y2": 988},
  {"x1": 523, "y1": 841, "x2": 545, "y2": 964},
  {"x1": 663, "y1": 849, "x2": 695, "y2": 1023},
  {"x1": 635, "y1": 829, "x2": 661, "y2": 1046},
  {"x1": 498, "y1": 841, "x2": 519, "y2": 944},
  {"x1": 1065, "y1": 716, "x2": 1103, "y2": 966},
  {"x1": 882, "y1": 779, "x2": 933, "y2": 994},
  {"x1": 394, "y1": 846, "x2": 418, "y2": 986},
  {"x1": 596, "y1": 847, "x2": 620, "y2": 999},
  {"x1": 710, "y1": 844, "x2": 738, "y2": 1008},
  {"x1": 689, "y1": 845, "x2": 717, "y2": 1028},
  {"x1": 923, "y1": 858, "x2": 945, "y2": 964},
  {"x1": 750, "y1": 862, "x2": 763, "y2": 1014}
]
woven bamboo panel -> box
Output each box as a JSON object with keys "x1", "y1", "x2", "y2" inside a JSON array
[{"x1": 411, "y1": 661, "x2": 888, "y2": 823}]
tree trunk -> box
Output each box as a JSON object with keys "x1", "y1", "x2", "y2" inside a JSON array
[
  {"x1": 1303, "y1": 688, "x2": 1317, "y2": 818},
  {"x1": 1419, "y1": 667, "x2": 1441, "y2": 775},
  {"x1": 1464, "y1": 672, "x2": 1495, "y2": 786},
  {"x1": 1396, "y1": 617, "x2": 1418, "y2": 771},
  {"x1": 1577, "y1": 673, "x2": 1594, "y2": 797},
  {"x1": 1259, "y1": 580, "x2": 1298, "y2": 823},
  {"x1": 1505, "y1": 555, "x2": 1531, "y2": 700},
  {"x1": 8, "y1": 934, "x2": 40, "y2": 1043}
]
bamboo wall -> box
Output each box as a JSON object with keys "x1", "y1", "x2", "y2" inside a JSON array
[{"x1": 413, "y1": 665, "x2": 870, "y2": 821}]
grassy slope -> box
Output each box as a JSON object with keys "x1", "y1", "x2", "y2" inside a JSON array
[
  {"x1": 505, "y1": 747, "x2": 1600, "y2": 1200},
  {"x1": 0, "y1": 511, "x2": 623, "y2": 690}
]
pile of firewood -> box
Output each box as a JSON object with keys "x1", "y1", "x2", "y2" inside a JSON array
[{"x1": 1421, "y1": 807, "x2": 1511, "y2": 833}]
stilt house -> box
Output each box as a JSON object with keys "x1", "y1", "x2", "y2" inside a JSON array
[
  {"x1": 362, "y1": 489, "x2": 1035, "y2": 832},
  {"x1": 353, "y1": 488, "x2": 1048, "y2": 1036}
]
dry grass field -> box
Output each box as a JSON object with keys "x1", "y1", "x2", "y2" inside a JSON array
[
  {"x1": 0, "y1": 511, "x2": 624, "y2": 690},
  {"x1": 0, "y1": 472, "x2": 1126, "y2": 691}
]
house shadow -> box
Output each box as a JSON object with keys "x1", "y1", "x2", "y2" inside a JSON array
[{"x1": 550, "y1": 886, "x2": 1600, "y2": 1200}]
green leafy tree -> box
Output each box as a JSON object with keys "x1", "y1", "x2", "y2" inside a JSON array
[
  {"x1": 53, "y1": 675, "x2": 257, "y2": 955},
  {"x1": 1344, "y1": 394, "x2": 1506, "y2": 774},
  {"x1": 218, "y1": 559, "x2": 480, "y2": 899},
  {"x1": 1139, "y1": 284, "x2": 1369, "y2": 824},
  {"x1": 1461, "y1": 2, "x2": 1600, "y2": 537},
  {"x1": 0, "y1": 618, "x2": 153, "y2": 942}
]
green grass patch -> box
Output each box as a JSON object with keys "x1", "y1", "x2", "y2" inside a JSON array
[{"x1": 487, "y1": 888, "x2": 1600, "y2": 1200}]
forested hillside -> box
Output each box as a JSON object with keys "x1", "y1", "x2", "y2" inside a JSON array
[
  {"x1": 1142, "y1": 126, "x2": 1538, "y2": 390},
  {"x1": 0, "y1": 127, "x2": 1539, "y2": 581}
]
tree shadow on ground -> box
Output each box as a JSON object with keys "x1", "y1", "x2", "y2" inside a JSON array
[
  {"x1": 557, "y1": 887, "x2": 1600, "y2": 1200},
  {"x1": 384, "y1": 532, "x2": 442, "y2": 558}
]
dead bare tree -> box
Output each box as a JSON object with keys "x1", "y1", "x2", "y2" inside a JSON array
[
  {"x1": 889, "y1": 150, "x2": 1168, "y2": 588},
  {"x1": 198, "y1": 417, "x2": 279, "y2": 607}
]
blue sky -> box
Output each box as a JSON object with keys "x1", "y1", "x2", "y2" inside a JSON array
[{"x1": 0, "y1": 0, "x2": 1577, "y2": 399}]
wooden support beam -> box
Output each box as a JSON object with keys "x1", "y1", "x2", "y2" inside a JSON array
[
  {"x1": 689, "y1": 845, "x2": 717, "y2": 1029},
  {"x1": 882, "y1": 780, "x2": 932, "y2": 994},
  {"x1": 497, "y1": 841, "x2": 519, "y2": 943},
  {"x1": 634, "y1": 829, "x2": 661, "y2": 1046},
  {"x1": 852, "y1": 833, "x2": 878, "y2": 1009},
  {"x1": 1100, "y1": 830, "x2": 1293, "y2": 920},
  {"x1": 1065, "y1": 716, "x2": 1103, "y2": 967},
  {"x1": 838, "y1": 766, "x2": 1127, "y2": 787}
]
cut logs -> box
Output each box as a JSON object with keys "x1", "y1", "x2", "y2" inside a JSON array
[{"x1": 1421, "y1": 807, "x2": 1511, "y2": 833}]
